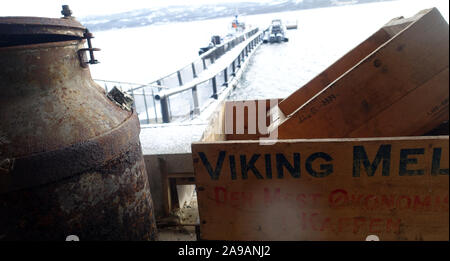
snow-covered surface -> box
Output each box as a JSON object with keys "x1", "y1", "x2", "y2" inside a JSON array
[
  {"x1": 140, "y1": 123, "x2": 207, "y2": 154},
  {"x1": 139, "y1": 38, "x2": 260, "y2": 155},
  {"x1": 152, "y1": 31, "x2": 261, "y2": 104}
]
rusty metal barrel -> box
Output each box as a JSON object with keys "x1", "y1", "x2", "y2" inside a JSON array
[{"x1": 0, "y1": 14, "x2": 157, "y2": 240}]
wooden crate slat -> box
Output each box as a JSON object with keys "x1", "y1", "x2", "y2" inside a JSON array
[
  {"x1": 276, "y1": 8, "x2": 449, "y2": 139},
  {"x1": 349, "y1": 68, "x2": 449, "y2": 137},
  {"x1": 277, "y1": 11, "x2": 416, "y2": 116}
]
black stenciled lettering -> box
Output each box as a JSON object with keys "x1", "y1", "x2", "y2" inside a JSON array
[
  {"x1": 229, "y1": 155, "x2": 237, "y2": 180},
  {"x1": 276, "y1": 153, "x2": 300, "y2": 178},
  {"x1": 240, "y1": 154, "x2": 263, "y2": 179},
  {"x1": 198, "y1": 151, "x2": 226, "y2": 180},
  {"x1": 399, "y1": 148, "x2": 425, "y2": 176},
  {"x1": 321, "y1": 94, "x2": 336, "y2": 106},
  {"x1": 265, "y1": 154, "x2": 272, "y2": 179},
  {"x1": 306, "y1": 152, "x2": 333, "y2": 177},
  {"x1": 353, "y1": 144, "x2": 391, "y2": 177},
  {"x1": 432, "y1": 148, "x2": 449, "y2": 175}
]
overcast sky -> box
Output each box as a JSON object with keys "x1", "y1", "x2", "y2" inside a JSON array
[{"x1": 0, "y1": 0, "x2": 275, "y2": 18}]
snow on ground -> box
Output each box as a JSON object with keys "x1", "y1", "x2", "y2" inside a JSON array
[
  {"x1": 139, "y1": 33, "x2": 261, "y2": 155},
  {"x1": 140, "y1": 123, "x2": 207, "y2": 154}
]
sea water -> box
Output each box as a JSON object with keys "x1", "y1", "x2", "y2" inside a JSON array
[{"x1": 89, "y1": 0, "x2": 448, "y2": 100}]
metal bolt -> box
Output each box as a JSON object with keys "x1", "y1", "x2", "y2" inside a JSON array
[
  {"x1": 84, "y1": 29, "x2": 99, "y2": 65},
  {"x1": 61, "y1": 5, "x2": 73, "y2": 18}
]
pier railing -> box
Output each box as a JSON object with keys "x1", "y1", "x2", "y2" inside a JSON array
[{"x1": 95, "y1": 27, "x2": 263, "y2": 124}]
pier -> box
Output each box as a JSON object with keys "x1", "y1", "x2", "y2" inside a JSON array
[{"x1": 95, "y1": 27, "x2": 263, "y2": 124}]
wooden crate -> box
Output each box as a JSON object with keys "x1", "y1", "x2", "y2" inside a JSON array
[
  {"x1": 277, "y1": 13, "x2": 415, "y2": 116},
  {"x1": 192, "y1": 8, "x2": 449, "y2": 241},
  {"x1": 192, "y1": 99, "x2": 449, "y2": 241},
  {"x1": 274, "y1": 8, "x2": 449, "y2": 139}
]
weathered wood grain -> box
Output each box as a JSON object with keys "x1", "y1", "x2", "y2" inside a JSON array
[
  {"x1": 277, "y1": 10, "x2": 415, "y2": 116},
  {"x1": 276, "y1": 8, "x2": 449, "y2": 139},
  {"x1": 192, "y1": 136, "x2": 449, "y2": 240}
]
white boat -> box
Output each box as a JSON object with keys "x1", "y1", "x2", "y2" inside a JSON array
[{"x1": 263, "y1": 19, "x2": 289, "y2": 43}]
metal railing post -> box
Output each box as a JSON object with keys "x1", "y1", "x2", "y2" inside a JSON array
[
  {"x1": 202, "y1": 58, "x2": 206, "y2": 70},
  {"x1": 167, "y1": 97, "x2": 172, "y2": 120},
  {"x1": 157, "y1": 80, "x2": 162, "y2": 91},
  {"x1": 232, "y1": 59, "x2": 236, "y2": 76},
  {"x1": 160, "y1": 96, "x2": 170, "y2": 123},
  {"x1": 177, "y1": 70, "x2": 183, "y2": 86},
  {"x1": 223, "y1": 68, "x2": 228, "y2": 86},
  {"x1": 151, "y1": 88, "x2": 158, "y2": 123},
  {"x1": 192, "y1": 85, "x2": 200, "y2": 115},
  {"x1": 212, "y1": 76, "x2": 218, "y2": 99},
  {"x1": 142, "y1": 88, "x2": 150, "y2": 124},
  {"x1": 237, "y1": 53, "x2": 241, "y2": 67},
  {"x1": 191, "y1": 62, "x2": 197, "y2": 78}
]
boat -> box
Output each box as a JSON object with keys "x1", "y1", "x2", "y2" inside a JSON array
[
  {"x1": 198, "y1": 36, "x2": 219, "y2": 55},
  {"x1": 263, "y1": 19, "x2": 289, "y2": 43},
  {"x1": 230, "y1": 14, "x2": 246, "y2": 33},
  {"x1": 198, "y1": 14, "x2": 246, "y2": 55}
]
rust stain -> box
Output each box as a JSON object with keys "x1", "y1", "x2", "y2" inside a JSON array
[{"x1": 0, "y1": 17, "x2": 157, "y2": 240}]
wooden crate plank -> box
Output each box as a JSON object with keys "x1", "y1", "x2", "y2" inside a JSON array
[
  {"x1": 277, "y1": 12, "x2": 415, "y2": 117},
  {"x1": 349, "y1": 68, "x2": 449, "y2": 137},
  {"x1": 276, "y1": 8, "x2": 449, "y2": 139},
  {"x1": 192, "y1": 136, "x2": 449, "y2": 240},
  {"x1": 201, "y1": 100, "x2": 227, "y2": 142}
]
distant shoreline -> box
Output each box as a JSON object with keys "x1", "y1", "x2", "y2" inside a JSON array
[{"x1": 81, "y1": 0, "x2": 395, "y2": 32}]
